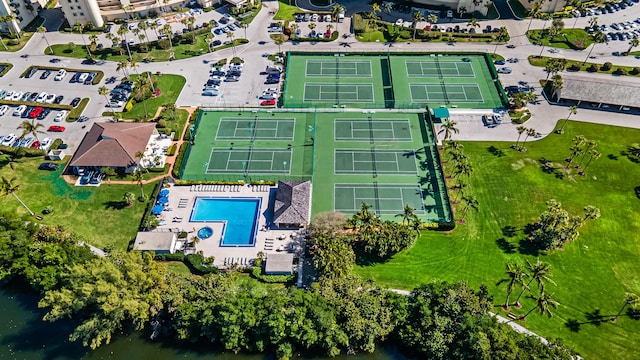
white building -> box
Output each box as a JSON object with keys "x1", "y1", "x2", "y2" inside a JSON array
[
  {"x1": 58, "y1": 0, "x2": 220, "y2": 28},
  {"x1": 0, "y1": 0, "x2": 46, "y2": 33},
  {"x1": 413, "y1": 0, "x2": 493, "y2": 16}
]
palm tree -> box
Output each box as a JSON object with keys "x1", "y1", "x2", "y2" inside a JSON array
[
  {"x1": 466, "y1": 18, "x2": 480, "y2": 34},
  {"x1": 226, "y1": 31, "x2": 236, "y2": 56},
  {"x1": 138, "y1": 21, "x2": 150, "y2": 49},
  {"x1": 116, "y1": 60, "x2": 129, "y2": 77},
  {"x1": 557, "y1": 106, "x2": 577, "y2": 134},
  {"x1": 427, "y1": 14, "x2": 438, "y2": 27},
  {"x1": 514, "y1": 126, "x2": 526, "y2": 148},
  {"x1": 584, "y1": 30, "x2": 607, "y2": 64},
  {"x1": 612, "y1": 292, "x2": 640, "y2": 321},
  {"x1": 493, "y1": 26, "x2": 509, "y2": 53},
  {"x1": 163, "y1": 103, "x2": 176, "y2": 120},
  {"x1": 412, "y1": 10, "x2": 425, "y2": 40},
  {"x1": 73, "y1": 22, "x2": 92, "y2": 58},
  {"x1": 514, "y1": 259, "x2": 556, "y2": 307},
  {"x1": 17, "y1": 119, "x2": 45, "y2": 143},
  {"x1": 149, "y1": 21, "x2": 159, "y2": 40},
  {"x1": 275, "y1": 38, "x2": 284, "y2": 54},
  {"x1": 99, "y1": 86, "x2": 114, "y2": 116},
  {"x1": 0, "y1": 177, "x2": 34, "y2": 215},
  {"x1": 38, "y1": 26, "x2": 53, "y2": 55},
  {"x1": 132, "y1": 170, "x2": 145, "y2": 199},
  {"x1": 522, "y1": 128, "x2": 537, "y2": 148},
  {"x1": 241, "y1": 22, "x2": 248, "y2": 39},
  {"x1": 581, "y1": 150, "x2": 601, "y2": 174},
  {"x1": 582, "y1": 205, "x2": 601, "y2": 222},
  {"x1": 438, "y1": 119, "x2": 459, "y2": 142},
  {"x1": 0, "y1": 14, "x2": 19, "y2": 40},
  {"x1": 123, "y1": 192, "x2": 135, "y2": 206},
  {"x1": 290, "y1": 23, "x2": 299, "y2": 39},
  {"x1": 369, "y1": 3, "x2": 381, "y2": 19},
  {"x1": 627, "y1": 38, "x2": 639, "y2": 54},
  {"x1": 570, "y1": 0, "x2": 587, "y2": 28},
  {"x1": 497, "y1": 263, "x2": 528, "y2": 310},
  {"x1": 522, "y1": 291, "x2": 559, "y2": 320},
  {"x1": 160, "y1": 24, "x2": 174, "y2": 54},
  {"x1": 381, "y1": 2, "x2": 392, "y2": 14},
  {"x1": 550, "y1": 74, "x2": 563, "y2": 100},
  {"x1": 332, "y1": 4, "x2": 346, "y2": 20},
  {"x1": 459, "y1": 195, "x2": 478, "y2": 223},
  {"x1": 395, "y1": 203, "x2": 418, "y2": 225}
]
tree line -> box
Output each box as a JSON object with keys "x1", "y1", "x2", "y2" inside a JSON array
[{"x1": 0, "y1": 211, "x2": 577, "y2": 359}]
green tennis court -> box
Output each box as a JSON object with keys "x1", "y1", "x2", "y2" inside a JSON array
[
  {"x1": 335, "y1": 149, "x2": 418, "y2": 175},
  {"x1": 405, "y1": 59, "x2": 475, "y2": 78},
  {"x1": 409, "y1": 83, "x2": 484, "y2": 103},
  {"x1": 306, "y1": 59, "x2": 373, "y2": 77},
  {"x1": 334, "y1": 184, "x2": 426, "y2": 215},
  {"x1": 206, "y1": 148, "x2": 292, "y2": 174},
  {"x1": 215, "y1": 118, "x2": 296, "y2": 140},
  {"x1": 304, "y1": 83, "x2": 375, "y2": 103},
  {"x1": 334, "y1": 118, "x2": 413, "y2": 142}
]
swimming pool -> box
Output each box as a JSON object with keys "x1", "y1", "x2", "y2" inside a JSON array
[{"x1": 190, "y1": 197, "x2": 261, "y2": 247}]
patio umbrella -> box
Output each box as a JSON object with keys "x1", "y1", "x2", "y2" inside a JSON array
[
  {"x1": 151, "y1": 205, "x2": 164, "y2": 215},
  {"x1": 159, "y1": 189, "x2": 170, "y2": 197},
  {"x1": 157, "y1": 197, "x2": 169, "y2": 205}
]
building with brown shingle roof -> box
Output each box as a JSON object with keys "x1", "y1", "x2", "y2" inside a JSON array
[
  {"x1": 68, "y1": 122, "x2": 158, "y2": 175},
  {"x1": 273, "y1": 180, "x2": 312, "y2": 229}
]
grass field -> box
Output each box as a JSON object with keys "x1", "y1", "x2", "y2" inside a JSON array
[
  {"x1": 180, "y1": 111, "x2": 314, "y2": 181},
  {"x1": 283, "y1": 52, "x2": 506, "y2": 109},
  {"x1": 526, "y1": 28, "x2": 594, "y2": 50},
  {"x1": 121, "y1": 74, "x2": 186, "y2": 120},
  {"x1": 0, "y1": 157, "x2": 156, "y2": 250},
  {"x1": 355, "y1": 121, "x2": 640, "y2": 359},
  {"x1": 312, "y1": 112, "x2": 452, "y2": 223}
]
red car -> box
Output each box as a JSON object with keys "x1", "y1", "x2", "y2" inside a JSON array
[
  {"x1": 325, "y1": 30, "x2": 331, "y2": 38},
  {"x1": 29, "y1": 106, "x2": 43, "y2": 119},
  {"x1": 48, "y1": 125, "x2": 66, "y2": 132},
  {"x1": 30, "y1": 141, "x2": 40, "y2": 149},
  {"x1": 260, "y1": 99, "x2": 276, "y2": 106}
]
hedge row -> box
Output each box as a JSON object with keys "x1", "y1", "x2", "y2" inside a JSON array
[
  {"x1": 0, "y1": 145, "x2": 45, "y2": 157},
  {"x1": 250, "y1": 266, "x2": 297, "y2": 283},
  {"x1": 174, "y1": 180, "x2": 245, "y2": 185},
  {"x1": 171, "y1": 142, "x2": 188, "y2": 178},
  {"x1": 184, "y1": 254, "x2": 219, "y2": 275},
  {"x1": 0, "y1": 99, "x2": 72, "y2": 111},
  {"x1": 67, "y1": 98, "x2": 90, "y2": 121},
  {"x1": 154, "y1": 253, "x2": 185, "y2": 261},
  {"x1": 166, "y1": 144, "x2": 177, "y2": 156}
]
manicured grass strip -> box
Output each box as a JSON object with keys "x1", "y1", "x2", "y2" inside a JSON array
[
  {"x1": 68, "y1": 98, "x2": 90, "y2": 121},
  {"x1": 0, "y1": 33, "x2": 34, "y2": 52},
  {"x1": 0, "y1": 156, "x2": 156, "y2": 250},
  {"x1": 529, "y1": 55, "x2": 640, "y2": 77},
  {"x1": 355, "y1": 120, "x2": 640, "y2": 360},
  {"x1": 527, "y1": 28, "x2": 594, "y2": 50},
  {"x1": 0, "y1": 62, "x2": 13, "y2": 77},
  {"x1": 121, "y1": 74, "x2": 186, "y2": 120},
  {"x1": 274, "y1": 0, "x2": 302, "y2": 21}
]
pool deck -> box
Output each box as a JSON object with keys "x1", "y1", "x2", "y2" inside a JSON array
[{"x1": 153, "y1": 184, "x2": 305, "y2": 268}]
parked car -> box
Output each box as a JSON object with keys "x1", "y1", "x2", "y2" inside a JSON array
[
  {"x1": 53, "y1": 95, "x2": 64, "y2": 104},
  {"x1": 39, "y1": 138, "x2": 52, "y2": 150},
  {"x1": 28, "y1": 92, "x2": 39, "y2": 102},
  {"x1": 1, "y1": 134, "x2": 16, "y2": 146},
  {"x1": 21, "y1": 106, "x2": 33, "y2": 118},
  {"x1": 20, "y1": 92, "x2": 32, "y2": 101},
  {"x1": 260, "y1": 99, "x2": 276, "y2": 106},
  {"x1": 71, "y1": 97, "x2": 81, "y2": 107},
  {"x1": 45, "y1": 94, "x2": 56, "y2": 104},
  {"x1": 0, "y1": 104, "x2": 8, "y2": 116},
  {"x1": 77, "y1": 116, "x2": 89, "y2": 122},
  {"x1": 106, "y1": 101, "x2": 124, "y2": 108},
  {"x1": 497, "y1": 67, "x2": 512, "y2": 74},
  {"x1": 202, "y1": 89, "x2": 219, "y2": 96},
  {"x1": 48, "y1": 125, "x2": 66, "y2": 132},
  {"x1": 25, "y1": 68, "x2": 38, "y2": 78},
  {"x1": 494, "y1": 60, "x2": 505, "y2": 65},
  {"x1": 13, "y1": 105, "x2": 27, "y2": 116},
  {"x1": 40, "y1": 69, "x2": 52, "y2": 79},
  {"x1": 54, "y1": 110, "x2": 68, "y2": 122},
  {"x1": 37, "y1": 108, "x2": 51, "y2": 120},
  {"x1": 29, "y1": 107, "x2": 43, "y2": 119},
  {"x1": 82, "y1": 58, "x2": 97, "y2": 65},
  {"x1": 54, "y1": 69, "x2": 67, "y2": 81}
]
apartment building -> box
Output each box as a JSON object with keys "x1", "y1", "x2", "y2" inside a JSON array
[
  {"x1": 0, "y1": 0, "x2": 46, "y2": 33},
  {"x1": 59, "y1": 0, "x2": 219, "y2": 28}
]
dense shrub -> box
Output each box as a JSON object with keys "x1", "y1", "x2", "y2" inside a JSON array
[
  {"x1": 250, "y1": 266, "x2": 297, "y2": 283},
  {"x1": 601, "y1": 62, "x2": 613, "y2": 71},
  {"x1": 615, "y1": 67, "x2": 627, "y2": 75},
  {"x1": 154, "y1": 253, "x2": 185, "y2": 261},
  {"x1": 166, "y1": 144, "x2": 177, "y2": 156},
  {"x1": 124, "y1": 99, "x2": 135, "y2": 112},
  {"x1": 157, "y1": 119, "x2": 167, "y2": 128},
  {"x1": 632, "y1": 67, "x2": 640, "y2": 75},
  {"x1": 172, "y1": 142, "x2": 188, "y2": 178},
  {"x1": 569, "y1": 63, "x2": 581, "y2": 71},
  {"x1": 587, "y1": 64, "x2": 598, "y2": 72},
  {"x1": 184, "y1": 254, "x2": 219, "y2": 275},
  {"x1": 157, "y1": 39, "x2": 171, "y2": 50}
]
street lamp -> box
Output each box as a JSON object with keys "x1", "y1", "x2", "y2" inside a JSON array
[{"x1": 282, "y1": 161, "x2": 287, "y2": 178}]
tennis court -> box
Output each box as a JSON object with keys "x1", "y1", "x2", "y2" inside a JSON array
[
  {"x1": 306, "y1": 59, "x2": 373, "y2": 77},
  {"x1": 304, "y1": 83, "x2": 375, "y2": 103},
  {"x1": 206, "y1": 148, "x2": 293, "y2": 174},
  {"x1": 409, "y1": 83, "x2": 484, "y2": 103},
  {"x1": 215, "y1": 118, "x2": 296, "y2": 141},
  {"x1": 334, "y1": 118, "x2": 412, "y2": 142},
  {"x1": 334, "y1": 183, "x2": 426, "y2": 215},
  {"x1": 335, "y1": 149, "x2": 418, "y2": 175},
  {"x1": 405, "y1": 59, "x2": 475, "y2": 78}
]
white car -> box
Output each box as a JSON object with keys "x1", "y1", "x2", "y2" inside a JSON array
[
  {"x1": 13, "y1": 105, "x2": 27, "y2": 116},
  {"x1": 11, "y1": 91, "x2": 23, "y2": 101},
  {"x1": 54, "y1": 110, "x2": 67, "y2": 122},
  {"x1": 54, "y1": 69, "x2": 66, "y2": 81},
  {"x1": 106, "y1": 101, "x2": 124, "y2": 108},
  {"x1": 1, "y1": 133, "x2": 15, "y2": 146},
  {"x1": 0, "y1": 104, "x2": 8, "y2": 115},
  {"x1": 3, "y1": 90, "x2": 13, "y2": 100},
  {"x1": 40, "y1": 137, "x2": 52, "y2": 150},
  {"x1": 45, "y1": 94, "x2": 56, "y2": 104},
  {"x1": 497, "y1": 67, "x2": 512, "y2": 74},
  {"x1": 36, "y1": 92, "x2": 48, "y2": 102}
]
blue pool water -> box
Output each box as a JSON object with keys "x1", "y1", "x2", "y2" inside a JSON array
[
  {"x1": 190, "y1": 198, "x2": 261, "y2": 247},
  {"x1": 197, "y1": 226, "x2": 213, "y2": 239}
]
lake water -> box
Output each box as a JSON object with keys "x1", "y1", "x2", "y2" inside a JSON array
[{"x1": 0, "y1": 281, "x2": 407, "y2": 360}]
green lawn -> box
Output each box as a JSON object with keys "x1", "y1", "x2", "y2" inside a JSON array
[
  {"x1": 0, "y1": 156, "x2": 156, "y2": 250},
  {"x1": 47, "y1": 35, "x2": 247, "y2": 62},
  {"x1": 527, "y1": 28, "x2": 594, "y2": 50},
  {"x1": 122, "y1": 74, "x2": 186, "y2": 120},
  {"x1": 0, "y1": 33, "x2": 34, "y2": 52},
  {"x1": 355, "y1": 121, "x2": 640, "y2": 359},
  {"x1": 529, "y1": 55, "x2": 640, "y2": 77},
  {"x1": 274, "y1": 0, "x2": 300, "y2": 21}
]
